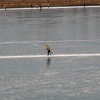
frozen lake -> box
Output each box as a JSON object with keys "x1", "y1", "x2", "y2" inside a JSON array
[{"x1": 0, "y1": 6, "x2": 100, "y2": 100}]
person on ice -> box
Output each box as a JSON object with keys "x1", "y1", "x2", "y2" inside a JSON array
[{"x1": 45, "y1": 44, "x2": 53, "y2": 55}]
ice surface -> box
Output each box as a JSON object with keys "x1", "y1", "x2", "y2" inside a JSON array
[{"x1": 0, "y1": 7, "x2": 100, "y2": 100}]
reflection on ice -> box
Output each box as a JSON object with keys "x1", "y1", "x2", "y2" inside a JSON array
[{"x1": 46, "y1": 57, "x2": 51, "y2": 67}]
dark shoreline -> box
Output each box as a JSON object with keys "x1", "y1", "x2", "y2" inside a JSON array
[
  {"x1": 1, "y1": 5, "x2": 100, "y2": 11},
  {"x1": 1, "y1": 4, "x2": 100, "y2": 10}
]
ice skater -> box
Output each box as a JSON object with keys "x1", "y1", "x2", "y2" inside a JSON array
[{"x1": 45, "y1": 44, "x2": 53, "y2": 56}]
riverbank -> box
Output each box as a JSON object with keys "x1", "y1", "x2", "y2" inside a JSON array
[{"x1": 0, "y1": 0, "x2": 100, "y2": 8}]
